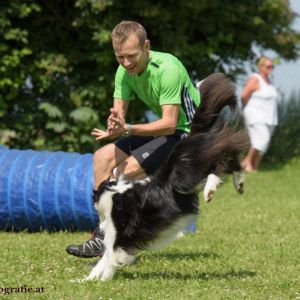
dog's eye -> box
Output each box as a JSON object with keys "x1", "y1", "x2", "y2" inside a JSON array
[
  {"x1": 107, "y1": 180, "x2": 118, "y2": 188},
  {"x1": 97, "y1": 179, "x2": 116, "y2": 191}
]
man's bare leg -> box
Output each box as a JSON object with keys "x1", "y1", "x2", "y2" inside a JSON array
[
  {"x1": 113, "y1": 155, "x2": 147, "y2": 180},
  {"x1": 93, "y1": 143, "x2": 129, "y2": 190}
]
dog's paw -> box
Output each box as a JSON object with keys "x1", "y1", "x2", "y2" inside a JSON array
[
  {"x1": 84, "y1": 274, "x2": 100, "y2": 282},
  {"x1": 203, "y1": 174, "x2": 222, "y2": 202},
  {"x1": 233, "y1": 172, "x2": 245, "y2": 194},
  {"x1": 204, "y1": 189, "x2": 214, "y2": 203},
  {"x1": 100, "y1": 273, "x2": 114, "y2": 281},
  {"x1": 237, "y1": 182, "x2": 244, "y2": 194},
  {"x1": 84, "y1": 269, "x2": 103, "y2": 281}
]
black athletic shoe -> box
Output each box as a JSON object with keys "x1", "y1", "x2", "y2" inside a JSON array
[{"x1": 66, "y1": 227, "x2": 105, "y2": 258}]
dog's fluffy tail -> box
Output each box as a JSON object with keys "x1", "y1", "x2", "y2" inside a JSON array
[
  {"x1": 155, "y1": 122, "x2": 248, "y2": 193},
  {"x1": 154, "y1": 73, "x2": 248, "y2": 194},
  {"x1": 191, "y1": 73, "x2": 237, "y2": 134}
]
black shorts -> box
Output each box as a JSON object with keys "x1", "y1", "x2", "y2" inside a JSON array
[{"x1": 114, "y1": 130, "x2": 187, "y2": 175}]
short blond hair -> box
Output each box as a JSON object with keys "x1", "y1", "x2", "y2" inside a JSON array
[
  {"x1": 257, "y1": 56, "x2": 273, "y2": 67},
  {"x1": 111, "y1": 21, "x2": 147, "y2": 46}
]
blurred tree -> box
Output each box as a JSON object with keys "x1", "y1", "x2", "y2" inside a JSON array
[{"x1": 0, "y1": 0, "x2": 299, "y2": 152}]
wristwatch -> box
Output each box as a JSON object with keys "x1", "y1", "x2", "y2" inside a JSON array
[{"x1": 123, "y1": 124, "x2": 132, "y2": 137}]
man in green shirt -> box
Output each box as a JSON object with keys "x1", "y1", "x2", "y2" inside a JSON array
[{"x1": 66, "y1": 20, "x2": 200, "y2": 258}]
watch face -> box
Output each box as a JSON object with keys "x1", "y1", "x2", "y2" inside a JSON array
[
  {"x1": 122, "y1": 130, "x2": 130, "y2": 137},
  {"x1": 124, "y1": 124, "x2": 132, "y2": 136}
]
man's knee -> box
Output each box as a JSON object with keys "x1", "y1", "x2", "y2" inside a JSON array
[
  {"x1": 93, "y1": 143, "x2": 116, "y2": 165},
  {"x1": 114, "y1": 156, "x2": 144, "y2": 179}
]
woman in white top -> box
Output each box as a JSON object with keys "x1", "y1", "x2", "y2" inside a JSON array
[{"x1": 241, "y1": 56, "x2": 278, "y2": 172}]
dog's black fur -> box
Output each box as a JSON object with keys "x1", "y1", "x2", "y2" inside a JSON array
[{"x1": 86, "y1": 73, "x2": 249, "y2": 281}]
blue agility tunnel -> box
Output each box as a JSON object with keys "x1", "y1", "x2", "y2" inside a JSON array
[
  {"x1": 0, "y1": 146, "x2": 196, "y2": 233},
  {"x1": 0, "y1": 147, "x2": 99, "y2": 231}
]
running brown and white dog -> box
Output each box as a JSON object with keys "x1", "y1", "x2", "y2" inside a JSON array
[{"x1": 84, "y1": 73, "x2": 248, "y2": 281}]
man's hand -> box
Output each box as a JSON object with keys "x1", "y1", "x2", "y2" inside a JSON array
[
  {"x1": 107, "y1": 108, "x2": 118, "y2": 134},
  {"x1": 108, "y1": 108, "x2": 126, "y2": 131},
  {"x1": 91, "y1": 126, "x2": 124, "y2": 141},
  {"x1": 91, "y1": 128, "x2": 112, "y2": 140},
  {"x1": 92, "y1": 108, "x2": 127, "y2": 141},
  {"x1": 107, "y1": 108, "x2": 126, "y2": 134}
]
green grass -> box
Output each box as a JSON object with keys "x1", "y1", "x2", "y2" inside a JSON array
[{"x1": 1, "y1": 159, "x2": 300, "y2": 300}]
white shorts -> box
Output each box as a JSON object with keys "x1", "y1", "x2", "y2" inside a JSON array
[{"x1": 246, "y1": 123, "x2": 275, "y2": 154}]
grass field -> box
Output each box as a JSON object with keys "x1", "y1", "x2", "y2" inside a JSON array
[{"x1": 0, "y1": 159, "x2": 299, "y2": 300}]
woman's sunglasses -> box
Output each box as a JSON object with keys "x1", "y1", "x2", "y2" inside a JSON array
[{"x1": 264, "y1": 64, "x2": 274, "y2": 69}]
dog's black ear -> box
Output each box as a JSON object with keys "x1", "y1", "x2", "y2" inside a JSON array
[{"x1": 93, "y1": 178, "x2": 116, "y2": 203}]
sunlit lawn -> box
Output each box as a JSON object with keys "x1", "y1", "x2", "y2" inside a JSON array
[{"x1": 0, "y1": 159, "x2": 299, "y2": 299}]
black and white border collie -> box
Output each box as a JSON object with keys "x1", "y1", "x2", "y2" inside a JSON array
[{"x1": 84, "y1": 73, "x2": 248, "y2": 281}]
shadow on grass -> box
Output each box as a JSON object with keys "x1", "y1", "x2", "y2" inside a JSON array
[
  {"x1": 146, "y1": 251, "x2": 221, "y2": 260},
  {"x1": 118, "y1": 269, "x2": 256, "y2": 281},
  {"x1": 83, "y1": 252, "x2": 220, "y2": 270}
]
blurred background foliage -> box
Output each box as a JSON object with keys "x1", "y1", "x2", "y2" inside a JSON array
[{"x1": 0, "y1": 0, "x2": 299, "y2": 154}]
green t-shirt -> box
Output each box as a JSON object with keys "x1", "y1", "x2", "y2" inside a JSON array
[{"x1": 113, "y1": 50, "x2": 201, "y2": 132}]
